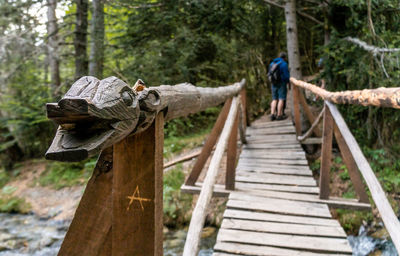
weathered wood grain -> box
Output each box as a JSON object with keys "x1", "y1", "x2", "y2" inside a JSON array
[
  {"x1": 46, "y1": 77, "x2": 245, "y2": 162},
  {"x1": 235, "y1": 181, "x2": 320, "y2": 194},
  {"x1": 183, "y1": 97, "x2": 240, "y2": 256},
  {"x1": 320, "y1": 103, "x2": 333, "y2": 199},
  {"x1": 58, "y1": 147, "x2": 113, "y2": 256},
  {"x1": 223, "y1": 209, "x2": 341, "y2": 227},
  {"x1": 216, "y1": 229, "x2": 352, "y2": 253},
  {"x1": 226, "y1": 111, "x2": 238, "y2": 190},
  {"x1": 221, "y1": 218, "x2": 347, "y2": 238},
  {"x1": 214, "y1": 242, "x2": 351, "y2": 256},
  {"x1": 112, "y1": 113, "x2": 163, "y2": 256},
  {"x1": 291, "y1": 77, "x2": 400, "y2": 109}
]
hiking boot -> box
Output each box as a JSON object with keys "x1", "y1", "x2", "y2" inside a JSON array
[
  {"x1": 276, "y1": 114, "x2": 287, "y2": 120},
  {"x1": 270, "y1": 114, "x2": 276, "y2": 121}
]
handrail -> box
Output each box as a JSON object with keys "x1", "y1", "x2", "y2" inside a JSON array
[
  {"x1": 326, "y1": 101, "x2": 400, "y2": 252},
  {"x1": 45, "y1": 76, "x2": 247, "y2": 255},
  {"x1": 183, "y1": 96, "x2": 240, "y2": 256},
  {"x1": 290, "y1": 77, "x2": 400, "y2": 254},
  {"x1": 291, "y1": 77, "x2": 400, "y2": 109}
]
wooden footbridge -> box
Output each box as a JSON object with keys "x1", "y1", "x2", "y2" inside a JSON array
[{"x1": 44, "y1": 76, "x2": 400, "y2": 255}]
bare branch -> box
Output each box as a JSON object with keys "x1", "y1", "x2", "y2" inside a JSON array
[
  {"x1": 263, "y1": 0, "x2": 323, "y2": 25},
  {"x1": 345, "y1": 37, "x2": 400, "y2": 56}
]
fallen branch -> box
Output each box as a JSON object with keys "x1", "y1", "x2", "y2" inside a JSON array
[
  {"x1": 164, "y1": 150, "x2": 202, "y2": 169},
  {"x1": 290, "y1": 77, "x2": 400, "y2": 109},
  {"x1": 298, "y1": 107, "x2": 325, "y2": 141}
]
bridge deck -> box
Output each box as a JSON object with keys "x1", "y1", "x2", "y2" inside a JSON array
[{"x1": 212, "y1": 119, "x2": 352, "y2": 255}]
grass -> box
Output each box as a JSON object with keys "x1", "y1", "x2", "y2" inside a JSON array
[
  {"x1": 163, "y1": 164, "x2": 193, "y2": 227},
  {"x1": 35, "y1": 158, "x2": 96, "y2": 190},
  {"x1": 164, "y1": 128, "x2": 210, "y2": 159},
  {"x1": 0, "y1": 186, "x2": 31, "y2": 213}
]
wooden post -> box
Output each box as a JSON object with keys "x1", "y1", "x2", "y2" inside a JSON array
[
  {"x1": 185, "y1": 99, "x2": 232, "y2": 186},
  {"x1": 240, "y1": 88, "x2": 250, "y2": 127},
  {"x1": 226, "y1": 111, "x2": 239, "y2": 190},
  {"x1": 333, "y1": 124, "x2": 369, "y2": 203},
  {"x1": 112, "y1": 112, "x2": 164, "y2": 256},
  {"x1": 58, "y1": 147, "x2": 113, "y2": 256},
  {"x1": 293, "y1": 84, "x2": 301, "y2": 136},
  {"x1": 319, "y1": 102, "x2": 333, "y2": 199}
]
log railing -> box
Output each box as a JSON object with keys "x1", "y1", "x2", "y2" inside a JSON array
[
  {"x1": 291, "y1": 78, "x2": 400, "y2": 254},
  {"x1": 44, "y1": 76, "x2": 246, "y2": 255}
]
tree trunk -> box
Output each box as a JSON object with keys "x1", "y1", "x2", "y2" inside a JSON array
[
  {"x1": 89, "y1": 0, "x2": 104, "y2": 78},
  {"x1": 284, "y1": 0, "x2": 302, "y2": 79},
  {"x1": 47, "y1": 0, "x2": 60, "y2": 88},
  {"x1": 74, "y1": 0, "x2": 88, "y2": 80}
]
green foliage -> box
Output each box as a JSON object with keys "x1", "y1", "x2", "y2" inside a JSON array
[
  {"x1": 0, "y1": 168, "x2": 10, "y2": 189},
  {"x1": 164, "y1": 128, "x2": 210, "y2": 159},
  {"x1": 336, "y1": 209, "x2": 373, "y2": 234},
  {"x1": 36, "y1": 158, "x2": 96, "y2": 190},
  {"x1": 0, "y1": 186, "x2": 31, "y2": 213},
  {"x1": 163, "y1": 164, "x2": 193, "y2": 227}
]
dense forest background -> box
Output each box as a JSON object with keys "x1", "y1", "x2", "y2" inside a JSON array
[{"x1": 0, "y1": 0, "x2": 399, "y2": 187}]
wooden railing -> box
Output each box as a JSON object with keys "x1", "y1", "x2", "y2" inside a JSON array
[
  {"x1": 182, "y1": 87, "x2": 248, "y2": 255},
  {"x1": 291, "y1": 78, "x2": 400, "y2": 253},
  {"x1": 44, "y1": 76, "x2": 246, "y2": 255}
]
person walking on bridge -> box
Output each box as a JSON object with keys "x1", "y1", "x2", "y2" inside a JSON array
[{"x1": 268, "y1": 52, "x2": 290, "y2": 121}]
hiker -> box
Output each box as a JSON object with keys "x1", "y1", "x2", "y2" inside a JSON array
[{"x1": 268, "y1": 52, "x2": 290, "y2": 121}]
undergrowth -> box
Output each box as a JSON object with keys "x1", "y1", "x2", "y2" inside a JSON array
[
  {"x1": 0, "y1": 185, "x2": 31, "y2": 213},
  {"x1": 35, "y1": 158, "x2": 97, "y2": 190},
  {"x1": 163, "y1": 164, "x2": 193, "y2": 227}
]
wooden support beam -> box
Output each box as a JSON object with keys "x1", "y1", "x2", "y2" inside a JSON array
[
  {"x1": 333, "y1": 124, "x2": 369, "y2": 203},
  {"x1": 300, "y1": 137, "x2": 322, "y2": 144},
  {"x1": 298, "y1": 107, "x2": 324, "y2": 141},
  {"x1": 319, "y1": 102, "x2": 333, "y2": 199},
  {"x1": 183, "y1": 97, "x2": 240, "y2": 256},
  {"x1": 326, "y1": 101, "x2": 400, "y2": 253},
  {"x1": 185, "y1": 99, "x2": 232, "y2": 186},
  {"x1": 226, "y1": 111, "x2": 239, "y2": 190},
  {"x1": 240, "y1": 88, "x2": 250, "y2": 127},
  {"x1": 58, "y1": 147, "x2": 113, "y2": 256},
  {"x1": 292, "y1": 85, "x2": 302, "y2": 136},
  {"x1": 112, "y1": 112, "x2": 164, "y2": 256}
]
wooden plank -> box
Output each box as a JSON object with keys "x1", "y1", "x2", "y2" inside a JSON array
[
  {"x1": 221, "y1": 218, "x2": 347, "y2": 238},
  {"x1": 237, "y1": 168, "x2": 312, "y2": 176},
  {"x1": 237, "y1": 162, "x2": 311, "y2": 170},
  {"x1": 320, "y1": 103, "x2": 333, "y2": 199},
  {"x1": 246, "y1": 134, "x2": 298, "y2": 140},
  {"x1": 250, "y1": 122, "x2": 293, "y2": 129},
  {"x1": 58, "y1": 148, "x2": 113, "y2": 256},
  {"x1": 180, "y1": 184, "x2": 230, "y2": 197},
  {"x1": 227, "y1": 197, "x2": 331, "y2": 218},
  {"x1": 301, "y1": 137, "x2": 322, "y2": 144},
  {"x1": 217, "y1": 229, "x2": 352, "y2": 253},
  {"x1": 224, "y1": 209, "x2": 341, "y2": 227},
  {"x1": 243, "y1": 144, "x2": 302, "y2": 150},
  {"x1": 240, "y1": 151, "x2": 307, "y2": 160},
  {"x1": 186, "y1": 98, "x2": 232, "y2": 186},
  {"x1": 327, "y1": 101, "x2": 400, "y2": 252},
  {"x1": 235, "y1": 181, "x2": 319, "y2": 194},
  {"x1": 246, "y1": 129, "x2": 296, "y2": 136},
  {"x1": 226, "y1": 111, "x2": 238, "y2": 190},
  {"x1": 183, "y1": 97, "x2": 239, "y2": 256},
  {"x1": 293, "y1": 85, "x2": 302, "y2": 136},
  {"x1": 240, "y1": 189, "x2": 371, "y2": 210},
  {"x1": 235, "y1": 173, "x2": 317, "y2": 186},
  {"x1": 214, "y1": 242, "x2": 351, "y2": 256},
  {"x1": 238, "y1": 157, "x2": 308, "y2": 165},
  {"x1": 334, "y1": 124, "x2": 369, "y2": 203},
  {"x1": 112, "y1": 113, "x2": 163, "y2": 256}
]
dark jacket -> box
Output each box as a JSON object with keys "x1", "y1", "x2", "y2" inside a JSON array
[{"x1": 269, "y1": 57, "x2": 290, "y2": 85}]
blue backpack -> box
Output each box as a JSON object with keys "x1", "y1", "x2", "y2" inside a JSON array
[{"x1": 268, "y1": 61, "x2": 281, "y2": 84}]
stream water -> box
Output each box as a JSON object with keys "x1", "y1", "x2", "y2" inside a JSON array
[
  {"x1": 0, "y1": 213, "x2": 216, "y2": 256},
  {"x1": 0, "y1": 213, "x2": 397, "y2": 255}
]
